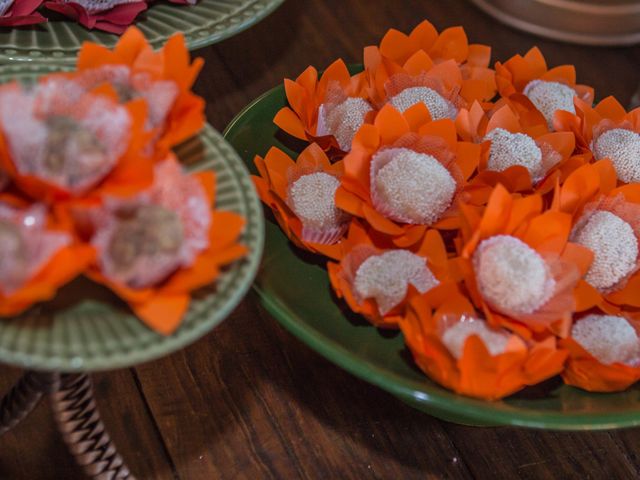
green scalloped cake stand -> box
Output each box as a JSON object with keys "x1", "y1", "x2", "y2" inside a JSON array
[
  {"x1": 223, "y1": 79, "x2": 640, "y2": 432},
  {"x1": 0, "y1": 0, "x2": 284, "y2": 65},
  {"x1": 0, "y1": 65, "x2": 264, "y2": 479}
]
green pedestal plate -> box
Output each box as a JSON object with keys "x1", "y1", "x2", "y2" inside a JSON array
[{"x1": 0, "y1": 64, "x2": 264, "y2": 478}]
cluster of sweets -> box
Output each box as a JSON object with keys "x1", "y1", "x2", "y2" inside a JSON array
[
  {"x1": 0, "y1": 0, "x2": 197, "y2": 33},
  {"x1": 0, "y1": 27, "x2": 246, "y2": 335},
  {"x1": 253, "y1": 20, "x2": 640, "y2": 399}
]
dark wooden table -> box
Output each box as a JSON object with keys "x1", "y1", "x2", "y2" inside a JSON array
[{"x1": 2, "y1": 1, "x2": 640, "y2": 478}]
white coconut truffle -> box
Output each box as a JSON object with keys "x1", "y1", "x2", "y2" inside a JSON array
[
  {"x1": 474, "y1": 235, "x2": 556, "y2": 315},
  {"x1": 353, "y1": 249, "x2": 438, "y2": 315},
  {"x1": 592, "y1": 128, "x2": 640, "y2": 184},
  {"x1": 289, "y1": 172, "x2": 345, "y2": 231},
  {"x1": 442, "y1": 319, "x2": 511, "y2": 359},
  {"x1": 389, "y1": 87, "x2": 456, "y2": 119},
  {"x1": 484, "y1": 128, "x2": 543, "y2": 178},
  {"x1": 572, "y1": 210, "x2": 638, "y2": 291},
  {"x1": 317, "y1": 97, "x2": 371, "y2": 151},
  {"x1": 571, "y1": 314, "x2": 640, "y2": 365},
  {"x1": 372, "y1": 148, "x2": 456, "y2": 225},
  {"x1": 523, "y1": 79, "x2": 577, "y2": 129}
]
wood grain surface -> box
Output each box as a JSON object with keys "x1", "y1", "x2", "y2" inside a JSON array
[{"x1": 2, "y1": 1, "x2": 640, "y2": 478}]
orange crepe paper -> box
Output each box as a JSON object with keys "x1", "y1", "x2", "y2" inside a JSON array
[
  {"x1": 364, "y1": 20, "x2": 496, "y2": 107},
  {"x1": 495, "y1": 47, "x2": 594, "y2": 126},
  {"x1": 553, "y1": 162, "x2": 640, "y2": 313},
  {"x1": 555, "y1": 95, "x2": 640, "y2": 170},
  {"x1": 458, "y1": 184, "x2": 587, "y2": 339},
  {"x1": 87, "y1": 171, "x2": 248, "y2": 335},
  {"x1": 399, "y1": 290, "x2": 568, "y2": 400},
  {"x1": 75, "y1": 26, "x2": 205, "y2": 158},
  {"x1": 336, "y1": 103, "x2": 480, "y2": 247},
  {"x1": 327, "y1": 220, "x2": 450, "y2": 328},
  {"x1": 273, "y1": 59, "x2": 371, "y2": 152},
  {"x1": 0, "y1": 83, "x2": 154, "y2": 205},
  {"x1": 0, "y1": 199, "x2": 95, "y2": 316},
  {"x1": 252, "y1": 143, "x2": 347, "y2": 260},
  {"x1": 560, "y1": 335, "x2": 640, "y2": 393},
  {"x1": 458, "y1": 103, "x2": 578, "y2": 201}
]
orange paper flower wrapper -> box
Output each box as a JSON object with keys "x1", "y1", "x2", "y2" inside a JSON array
[
  {"x1": 364, "y1": 22, "x2": 496, "y2": 109},
  {"x1": 274, "y1": 59, "x2": 372, "y2": 152},
  {"x1": 252, "y1": 143, "x2": 348, "y2": 260},
  {"x1": 74, "y1": 27, "x2": 205, "y2": 158},
  {"x1": 552, "y1": 162, "x2": 640, "y2": 313},
  {"x1": 495, "y1": 47, "x2": 594, "y2": 130},
  {"x1": 0, "y1": 77, "x2": 154, "y2": 204},
  {"x1": 560, "y1": 336, "x2": 640, "y2": 392},
  {"x1": 85, "y1": 158, "x2": 247, "y2": 334},
  {"x1": 336, "y1": 104, "x2": 480, "y2": 247},
  {"x1": 399, "y1": 292, "x2": 567, "y2": 400},
  {"x1": 556, "y1": 95, "x2": 640, "y2": 185},
  {"x1": 458, "y1": 184, "x2": 585, "y2": 338},
  {"x1": 327, "y1": 220, "x2": 448, "y2": 328},
  {"x1": 459, "y1": 103, "x2": 577, "y2": 200},
  {"x1": 0, "y1": 200, "x2": 94, "y2": 316}
]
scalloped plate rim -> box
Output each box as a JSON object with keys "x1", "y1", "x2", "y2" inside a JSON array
[{"x1": 0, "y1": 0, "x2": 285, "y2": 65}]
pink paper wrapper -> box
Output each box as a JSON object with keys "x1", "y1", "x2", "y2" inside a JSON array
[
  {"x1": 44, "y1": 0, "x2": 147, "y2": 34},
  {"x1": 0, "y1": 0, "x2": 46, "y2": 27}
]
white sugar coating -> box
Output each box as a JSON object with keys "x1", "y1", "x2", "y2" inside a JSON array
[
  {"x1": 0, "y1": 0, "x2": 13, "y2": 16},
  {"x1": 474, "y1": 235, "x2": 556, "y2": 315},
  {"x1": 484, "y1": 128, "x2": 543, "y2": 178},
  {"x1": 572, "y1": 314, "x2": 640, "y2": 365},
  {"x1": 593, "y1": 128, "x2": 640, "y2": 184},
  {"x1": 289, "y1": 172, "x2": 344, "y2": 230},
  {"x1": 389, "y1": 87, "x2": 456, "y2": 119},
  {"x1": 523, "y1": 80, "x2": 576, "y2": 129},
  {"x1": 572, "y1": 210, "x2": 638, "y2": 291},
  {"x1": 317, "y1": 97, "x2": 371, "y2": 151},
  {"x1": 372, "y1": 148, "x2": 456, "y2": 225},
  {"x1": 442, "y1": 319, "x2": 511, "y2": 359},
  {"x1": 353, "y1": 250, "x2": 439, "y2": 315},
  {"x1": 68, "y1": 0, "x2": 140, "y2": 13}
]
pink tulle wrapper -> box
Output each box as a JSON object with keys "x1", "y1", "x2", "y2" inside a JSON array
[{"x1": 0, "y1": 202, "x2": 70, "y2": 295}]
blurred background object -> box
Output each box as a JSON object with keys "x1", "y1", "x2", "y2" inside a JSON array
[{"x1": 470, "y1": 0, "x2": 640, "y2": 46}]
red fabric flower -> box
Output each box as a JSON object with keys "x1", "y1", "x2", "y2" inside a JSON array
[
  {"x1": 44, "y1": 1, "x2": 147, "y2": 34},
  {"x1": 0, "y1": 0, "x2": 46, "y2": 26}
]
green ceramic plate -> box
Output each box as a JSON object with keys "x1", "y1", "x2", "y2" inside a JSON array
[
  {"x1": 224, "y1": 83, "x2": 640, "y2": 430},
  {"x1": 0, "y1": 0, "x2": 284, "y2": 65},
  {"x1": 0, "y1": 64, "x2": 264, "y2": 372}
]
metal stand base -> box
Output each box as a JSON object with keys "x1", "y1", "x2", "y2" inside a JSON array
[{"x1": 0, "y1": 371, "x2": 135, "y2": 480}]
